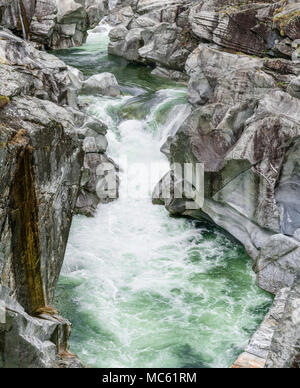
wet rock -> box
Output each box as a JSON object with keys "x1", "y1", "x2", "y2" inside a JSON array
[
  {"x1": 151, "y1": 66, "x2": 188, "y2": 82},
  {"x1": 81, "y1": 72, "x2": 121, "y2": 97},
  {"x1": 0, "y1": 24, "x2": 118, "y2": 367},
  {"x1": 156, "y1": 43, "x2": 300, "y2": 264},
  {"x1": 266, "y1": 273, "x2": 300, "y2": 368},
  {"x1": 108, "y1": 0, "x2": 197, "y2": 71},
  {"x1": 108, "y1": 26, "x2": 144, "y2": 62},
  {"x1": 273, "y1": 1, "x2": 300, "y2": 41},
  {"x1": 0, "y1": 0, "x2": 106, "y2": 49},
  {"x1": 231, "y1": 287, "x2": 289, "y2": 368},
  {"x1": 231, "y1": 353, "x2": 266, "y2": 369},
  {"x1": 0, "y1": 28, "x2": 81, "y2": 107},
  {"x1": 0, "y1": 285, "x2": 82, "y2": 368},
  {"x1": 76, "y1": 153, "x2": 119, "y2": 217}
]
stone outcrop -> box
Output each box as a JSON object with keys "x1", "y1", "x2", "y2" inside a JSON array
[
  {"x1": 231, "y1": 287, "x2": 289, "y2": 368},
  {"x1": 155, "y1": 43, "x2": 300, "y2": 268},
  {"x1": 108, "y1": 0, "x2": 198, "y2": 77},
  {"x1": 266, "y1": 273, "x2": 300, "y2": 368},
  {"x1": 0, "y1": 0, "x2": 107, "y2": 49},
  {"x1": 188, "y1": 0, "x2": 300, "y2": 60},
  {"x1": 107, "y1": 0, "x2": 300, "y2": 80},
  {"x1": 0, "y1": 27, "x2": 118, "y2": 366},
  {"x1": 81, "y1": 72, "x2": 121, "y2": 97},
  {"x1": 76, "y1": 135, "x2": 120, "y2": 217}
]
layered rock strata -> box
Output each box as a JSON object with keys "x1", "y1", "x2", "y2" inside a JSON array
[
  {"x1": 108, "y1": 0, "x2": 300, "y2": 80},
  {"x1": 0, "y1": 0, "x2": 107, "y2": 49},
  {"x1": 0, "y1": 27, "x2": 118, "y2": 367}
]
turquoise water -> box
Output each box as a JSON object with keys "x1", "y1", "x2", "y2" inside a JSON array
[{"x1": 54, "y1": 31, "x2": 273, "y2": 368}]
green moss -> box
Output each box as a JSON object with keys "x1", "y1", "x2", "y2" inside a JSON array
[
  {"x1": 10, "y1": 145, "x2": 46, "y2": 314},
  {"x1": 0, "y1": 96, "x2": 10, "y2": 109},
  {"x1": 274, "y1": 7, "x2": 300, "y2": 37}
]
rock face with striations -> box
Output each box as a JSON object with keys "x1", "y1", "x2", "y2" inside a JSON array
[
  {"x1": 108, "y1": 0, "x2": 300, "y2": 79},
  {"x1": 146, "y1": 1, "x2": 300, "y2": 294},
  {"x1": 0, "y1": 27, "x2": 118, "y2": 367},
  {"x1": 265, "y1": 273, "x2": 300, "y2": 368},
  {"x1": 108, "y1": 0, "x2": 198, "y2": 78},
  {"x1": 0, "y1": 0, "x2": 107, "y2": 49},
  {"x1": 156, "y1": 44, "x2": 300, "y2": 281}
]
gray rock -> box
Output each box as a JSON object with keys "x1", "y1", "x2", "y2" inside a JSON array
[
  {"x1": 185, "y1": 44, "x2": 276, "y2": 106},
  {"x1": 245, "y1": 287, "x2": 289, "y2": 360},
  {"x1": 83, "y1": 135, "x2": 108, "y2": 154},
  {"x1": 0, "y1": 285, "x2": 82, "y2": 368},
  {"x1": 81, "y1": 72, "x2": 121, "y2": 97},
  {"x1": 189, "y1": 0, "x2": 299, "y2": 58},
  {"x1": 0, "y1": 28, "x2": 82, "y2": 107},
  {"x1": 76, "y1": 153, "x2": 119, "y2": 217},
  {"x1": 255, "y1": 235, "x2": 300, "y2": 294},
  {"x1": 108, "y1": 0, "x2": 197, "y2": 72},
  {"x1": 0, "y1": 96, "x2": 83, "y2": 308},
  {"x1": 294, "y1": 229, "x2": 300, "y2": 242},
  {"x1": 266, "y1": 273, "x2": 300, "y2": 368},
  {"x1": 108, "y1": 27, "x2": 144, "y2": 62},
  {"x1": 232, "y1": 287, "x2": 289, "y2": 368},
  {"x1": 155, "y1": 46, "x2": 300, "y2": 270}
]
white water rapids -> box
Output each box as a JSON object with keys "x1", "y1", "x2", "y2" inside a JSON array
[{"x1": 55, "y1": 31, "x2": 272, "y2": 368}]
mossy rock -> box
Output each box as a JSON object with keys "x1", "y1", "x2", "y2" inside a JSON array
[{"x1": 0, "y1": 96, "x2": 10, "y2": 109}]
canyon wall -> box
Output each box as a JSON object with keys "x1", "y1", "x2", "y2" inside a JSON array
[
  {"x1": 0, "y1": 0, "x2": 107, "y2": 49},
  {"x1": 0, "y1": 20, "x2": 118, "y2": 366}
]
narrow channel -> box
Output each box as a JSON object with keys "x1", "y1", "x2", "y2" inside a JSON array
[{"x1": 54, "y1": 30, "x2": 272, "y2": 368}]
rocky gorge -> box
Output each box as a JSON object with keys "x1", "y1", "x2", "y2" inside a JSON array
[{"x1": 0, "y1": 0, "x2": 300, "y2": 369}]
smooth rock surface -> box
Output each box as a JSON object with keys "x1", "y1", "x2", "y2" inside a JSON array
[
  {"x1": 81, "y1": 72, "x2": 121, "y2": 97},
  {"x1": 0, "y1": 285, "x2": 82, "y2": 368}
]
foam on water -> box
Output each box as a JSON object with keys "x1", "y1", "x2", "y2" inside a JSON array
[{"x1": 55, "y1": 31, "x2": 273, "y2": 368}]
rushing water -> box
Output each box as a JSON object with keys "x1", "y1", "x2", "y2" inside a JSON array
[{"x1": 54, "y1": 31, "x2": 273, "y2": 368}]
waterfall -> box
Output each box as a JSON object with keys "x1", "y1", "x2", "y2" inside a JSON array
[
  {"x1": 55, "y1": 31, "x2": 273, "y2": 369},
  {"x1": 17, "y1": 0, "x2": 27, "y2": 40}
]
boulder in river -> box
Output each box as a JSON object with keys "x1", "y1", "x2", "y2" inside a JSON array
[{"x1": 81, "y1": 72, "x2": 121, "y2": 97}]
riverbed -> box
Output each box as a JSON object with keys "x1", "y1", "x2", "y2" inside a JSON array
[{"x1": 54, "y1": 30, "x2": 272, "y2": 368}]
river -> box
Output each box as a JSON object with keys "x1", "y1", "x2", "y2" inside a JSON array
[{"x1": 54, "y1": 30, "x2": 272, "y2": 368}]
